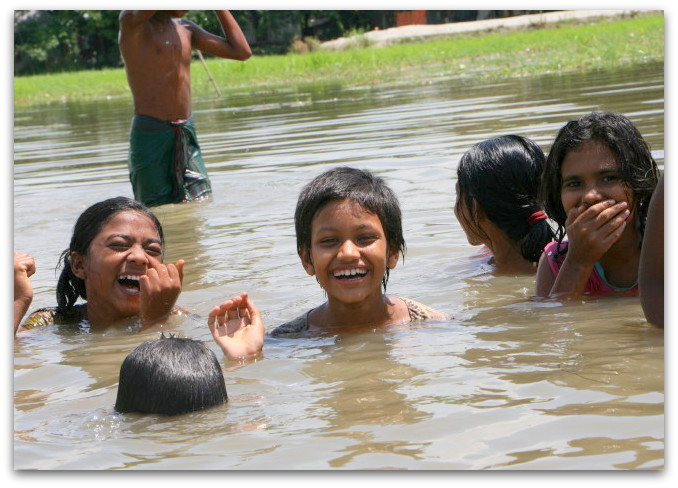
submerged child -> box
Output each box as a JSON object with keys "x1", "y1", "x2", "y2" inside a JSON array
[
  {"x1": 536, "y1": 111, "x2": 659, "y2": 298},
  {"x1": 19, "y1": 197, "x2": 185, "y2": 331},
  {"x1": 271, "y1": 166, "x2": 449, "y2": 336},
  {"x1": 454, "y1": 135, "x2": 554, "y2": 274},
  {"x1": 115, "y1": 335, "x2": 227, "y2": 415},
  {"x1": 119, "y1": 299, "x2": 265, "y2": 414}
]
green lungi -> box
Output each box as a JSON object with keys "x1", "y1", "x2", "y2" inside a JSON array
[{"x1": 128, "y1": 114, "x2": 212, "y2": 207}]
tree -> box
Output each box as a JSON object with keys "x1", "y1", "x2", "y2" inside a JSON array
[
  {"x1": 14, "y1": 10, "x2": 120, "y2": 75},
  {"x1": 14, "y1": 10, "x2": 543, "y2": 76}
]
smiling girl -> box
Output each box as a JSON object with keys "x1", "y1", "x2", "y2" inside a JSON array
[
  {"x1": 19, "y1": 197, "x2": 185, "y2": 331},
  {"x1": 269, "y1": 166, "x2": 449, "y2": 337},
  {"x1": 535, "y1": 112, "x2": 659, "y2": 298}
]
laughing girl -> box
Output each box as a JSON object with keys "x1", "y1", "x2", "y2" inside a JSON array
[{"x1": 19, "y1": 197, "x2": 185, "y2": 331}]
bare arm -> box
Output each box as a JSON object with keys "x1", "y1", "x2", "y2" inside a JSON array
[
  {"x1": 546, "y1": 254, "x2": 596, "y2": 298},
  {"x1": 189, "y1": 10, "x2": 252, "y2": 61},
  {"x1": 14, "y1": 252, "x2": 36, "y2": 335},
  {"x1": 119, "y1": 10, "x2": 157, "y2": 29},
  {"x1": 534, "y1": 252, "x2": 556, "y2": 297},
  {"x1": 639, "y1": 174, "x2": 664, "y2": 327}
]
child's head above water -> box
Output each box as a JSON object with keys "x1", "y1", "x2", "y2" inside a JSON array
[
  {"x1": 115, "y1": 336, "x2": 227, "y2": 416},
  {"x1": 455, "y1": 135, "x2": 553, "y2": 263},
  {"x1": 541, "y1": 111, "x2": 659, "y2": 241},
  {"x1": 56, "y1": 197, "x2": 165, "y2": 317},
  {"x1": 295, "y1": 166, "x2": 405, "y2": 292}
]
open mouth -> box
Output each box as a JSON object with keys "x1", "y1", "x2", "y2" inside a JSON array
[
  {"x1": 118, "y1": 274, "x2": 141, "y2": 294},
  {"x1": 333, "y1": 269, "x2": 368, "y2": 280}
]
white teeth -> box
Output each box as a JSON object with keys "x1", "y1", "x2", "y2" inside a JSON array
[
  {"x1": 333, "y1": 269, "x2": 366, "y2": 278},
  {"x1": 119, "y1": 275, "x2": 140, "y2": 281}
]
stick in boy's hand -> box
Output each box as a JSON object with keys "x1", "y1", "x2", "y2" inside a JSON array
[{"x1": 209, "y1": 292, "x2": 264, "y2": 361}]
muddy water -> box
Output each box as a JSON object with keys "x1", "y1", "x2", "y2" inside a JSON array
[{"x1": 13, "y1": 61, "x2": 664, "y2": 469}]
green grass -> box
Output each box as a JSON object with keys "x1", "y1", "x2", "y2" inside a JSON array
[{"x1": 14, "y1": 13, "x2": 663, "y2": 106}]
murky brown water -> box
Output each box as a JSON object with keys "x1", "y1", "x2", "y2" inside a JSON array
[{"x1": 13, "y1": 61, "x2": 664, "y2": 470}]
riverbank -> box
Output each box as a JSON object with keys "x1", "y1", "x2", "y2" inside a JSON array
[
  {"x1": 13, "y1": 11, "x2": 663, "y2": 106},
  {"x1": 320, "y1": 9, "x2": 650, "y2": 50}
]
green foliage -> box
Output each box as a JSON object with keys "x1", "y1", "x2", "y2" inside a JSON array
[
  {"x1": 14, "y1": 10, "x2": 121, "y2": 75},
  {"x1": 13, "y1": 9, "x2": 388, "y2": 73},
  {"x1": 14, "y1": 10, "x2": 303, "y2": 73},
  {"x1": 14, "y1": 13, "x2": 663, "y2": 105}
]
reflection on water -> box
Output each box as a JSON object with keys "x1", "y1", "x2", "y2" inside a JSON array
[{"x1": 13, "y1": 62, "x2": 663, "y2": 469}]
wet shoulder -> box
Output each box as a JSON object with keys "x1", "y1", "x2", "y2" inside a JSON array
[
  {"x1": 399, "y1": 297, "x2": 450, "y2": 322},
  {"x1": 21, "y1": 308, "x2": 59, "y2": 330},
  {"x1": 20, "y1": 305, "x2": 86, "y2": 330},
  {"x1": 270, "y1": 311, "x2": 311, "y2": 338}
]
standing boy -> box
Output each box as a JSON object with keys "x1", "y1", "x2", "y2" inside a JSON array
[{"x1": 119, "y1": 10, "x2": 251, "y2": 206}]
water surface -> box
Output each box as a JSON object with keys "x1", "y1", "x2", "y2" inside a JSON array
[{"x1": 13, "y1": 62, "x2": 664, "y2": 470}]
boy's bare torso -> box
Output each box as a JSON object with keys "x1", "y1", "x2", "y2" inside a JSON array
[{"x1": 120, "y1": 14, "x2": 194, "y2": 120}]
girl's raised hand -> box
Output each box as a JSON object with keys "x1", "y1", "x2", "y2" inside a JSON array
[
  {"x1": 14, "y1": 252, "x2": 36, "y2": 333},
  {"x1": 14, "y1": 252, "x2": 36, "y2": 301},
  {"x1": 138, "y1": 259, "x2": 184, "y2": 326},
  {"x1": 208, "y1": 292, "x2": 264, "y2": 361},
  {"x1": 564, "y1": 200, "x2": 630, "y2": 266}
]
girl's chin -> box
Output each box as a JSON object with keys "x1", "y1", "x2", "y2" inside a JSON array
[{"x1": 113, "y1": 298, "x2": 141, "y2": 320}]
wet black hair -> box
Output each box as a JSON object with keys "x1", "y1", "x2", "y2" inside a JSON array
[
  {"x1": 540, "y1": 111, "x2": 659, "y2": 242},
  {"x1": 295, "y1": 166, "x2": 406, "y2": 291},
  {"x1": 56, "y1": 197, "x2": 164, "y2": 317},
  {"x1": 455, "y1": 135, "x2": 554, "y2": 263},
  {"x1": 115, "y1": 336, "x2": 227, "y2": 416}
]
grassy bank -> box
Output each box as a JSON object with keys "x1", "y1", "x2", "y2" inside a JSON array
[{"x1": 14, "y1": 13, "x2": 663, "y2": 106}]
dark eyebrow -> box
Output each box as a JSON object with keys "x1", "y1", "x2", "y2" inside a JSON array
[
  {"x1": 106, "y1": 233, "x2": 132, "y2": 241},
  {"x1": 313, "y1": 226, "x2": 336, "y2": 234},
  {"x1": 563, "y1": 164, "x2": 619, "y2": 180},
  {"x1": 315, "y1": 223, "x2": 379, "y2": 233},
  {"x1": 105, "y1": 234, "x2": 161, "y2": 246}
]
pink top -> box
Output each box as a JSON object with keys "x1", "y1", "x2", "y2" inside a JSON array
[{"x1": 543, "y1": 241, "x2": 638, "y2": 296}]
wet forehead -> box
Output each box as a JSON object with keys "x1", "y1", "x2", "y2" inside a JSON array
[
  {"x1": 98, "y1": 211, "x2": 160, "y2": 240},
  {"x1": 561, "y1": 141, "x2": 618, "y2": 176},
  {"x1": 312, "y1": 199, "x2": 382, "y2": 232}
]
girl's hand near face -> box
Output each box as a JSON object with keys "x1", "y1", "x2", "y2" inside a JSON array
[
  {"x1": 544, "y1": 200, "x2": 631, "y2": 298},
  {"x1": 208, "y1": 292, "x2": 264, "y2": 361},
  {"x1": 564, "y1": 199, "x2": 630, "y2": 266},
  {"x1": 138, "y1": 259, "x2": 184, "y2": 326}
]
